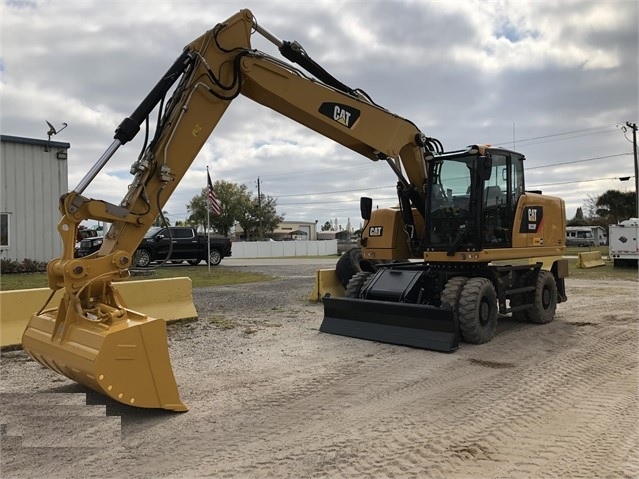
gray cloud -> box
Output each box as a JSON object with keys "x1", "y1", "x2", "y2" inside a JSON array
[{"x1": 1, "y1": 0, "x2": 637, "y2": 228}]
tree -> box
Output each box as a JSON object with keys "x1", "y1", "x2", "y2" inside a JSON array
[
  {"x1": 321, "y1": 221, "x2": 333, "y2": 231},
  {"x1": 595, "y1": 189, "x2": 635, "y2": 224},
  {"x1": 567, "y1": 207, "x2": 588, "y2": 227},
  {"x1": 152, "y1": 211, "x2": 171, "y2": 227},
  {"x1": 237, "y1": 193, "x2": 284, "y2": 240},
  {"x1": 186, "y1": 180, "x2": 252, "y2": 237},
  {"x1": 583, "y1": 194, "x2": 599, "y2": 219}
]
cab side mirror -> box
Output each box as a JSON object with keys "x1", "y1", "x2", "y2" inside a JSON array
[
  {"x1": 360, "y1": 197, "x2": 373, "y2": 221},
  {"x1": 478, "y1": 156, "x2": 493, "y2": 181}
]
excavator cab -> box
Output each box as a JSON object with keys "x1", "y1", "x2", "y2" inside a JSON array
[{"x1": 426, "y1": 147, "x2": 526, "y2": 252}]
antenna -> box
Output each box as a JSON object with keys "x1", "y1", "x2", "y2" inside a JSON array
[{"x1": 44, "y1": 121, "x2": 68, "y2": 151}]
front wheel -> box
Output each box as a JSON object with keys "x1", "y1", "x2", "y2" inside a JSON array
[
  {"x1": 345, "y1": 271, "x2": 373, "y2": 298},
  {"x1": 526, "y1": 270, "x2": 557, "y2": 324},
  {"x1": 208, "y1": 249, "x2": 222, "y2": 266},
  {"x1": 457, "y1": 277, "x2": 497, "y2": 344},
  {"x1": 440, "y1": 276, "x2": 468, "y2": 311},
  {"x1": 133, "y1": 249, "x2": 152, "y2": 268}
]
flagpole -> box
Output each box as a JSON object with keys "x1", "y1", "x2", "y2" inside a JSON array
[{"x1": 206, "y1": 166, "x2": 211, "y2": 278}]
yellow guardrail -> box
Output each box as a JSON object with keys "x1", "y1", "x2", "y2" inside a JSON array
[
  {"x1": 310, "y1": 269, "x2": 344, "y2": 302},
  {"x1": 0, "y1": 277, "x2": 197, "y2": 348},
  {"x1": 576, "y1": 251, "x2": 606, "y2": 269}
]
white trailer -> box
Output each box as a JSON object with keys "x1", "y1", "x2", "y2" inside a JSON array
[{"x1": 609, "y1": 218, "x2": 639, "y2": 267}]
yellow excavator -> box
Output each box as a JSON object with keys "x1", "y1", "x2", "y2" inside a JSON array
[{"x1": 22, "y1": 9, "x2": 567, "y2": 411}]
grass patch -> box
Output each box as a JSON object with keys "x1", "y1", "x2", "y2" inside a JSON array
[
  {"x1": 565, "y1": 245, "x2": 609, "y2": 256},
  {"x1": 567, "y1": 259, "x2": 637, "y2": 281},
  {"x1": 0, "y1": 266, "x2": 272, "y2": 291}
]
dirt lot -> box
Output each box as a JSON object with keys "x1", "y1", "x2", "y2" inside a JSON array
[{"x1": 1, "y1": 260, "x2": 638, "y2": 478}]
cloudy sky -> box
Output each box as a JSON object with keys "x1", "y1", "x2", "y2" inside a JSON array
[{"x1": 1, "y1": 0, "x2": 637, "y2": 230}]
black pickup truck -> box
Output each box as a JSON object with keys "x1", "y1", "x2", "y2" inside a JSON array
[{"x1": 133, "y1": 226, "x2": 232, "y2": 267}]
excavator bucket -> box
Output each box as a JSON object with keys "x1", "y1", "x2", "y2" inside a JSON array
[
  {"x1": 321, "y1": 297, "x2": 459, "y2": 352},
  {"x1": 22, "y1": 292, "x2": 187, "y2": 412}
]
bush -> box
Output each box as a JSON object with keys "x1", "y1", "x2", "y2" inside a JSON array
[{"x1": 0, "y1": 258, "x2": 48, "y2": 274}]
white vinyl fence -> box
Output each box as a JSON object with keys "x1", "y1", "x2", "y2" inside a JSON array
[{"x1": 230, "y1": 240, "x2": 338, "y2": 258}]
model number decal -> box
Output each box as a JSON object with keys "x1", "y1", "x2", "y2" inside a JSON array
[
  {"x1": 519, "y1": 206, "x2": 543, "y2": 234},
  {"x1": 369, "y1": 226, "x2": 383, "y2": 236}
]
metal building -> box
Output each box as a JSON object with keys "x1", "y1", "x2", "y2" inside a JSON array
[{"x1": 1, "y1": 135, "x2": 69, "y2": 263}]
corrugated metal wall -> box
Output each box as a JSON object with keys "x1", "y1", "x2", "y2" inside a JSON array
[{"x1": 0, "y1": 137, "x2": 68, "y2": 263}]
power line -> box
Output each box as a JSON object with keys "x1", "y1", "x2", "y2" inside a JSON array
[
  {"x1": 492, "y1": 122, "x2": 629, "y2": 148},
  {"x1": 276, "y1": 184, "x2": 393, "y2": 198},
  {"x1": 530, "y1": 175, "x2": 635, "y2": 189},
  {"x1": 279, "y1": 196, "x2": 396, "y2": 206},
  {"x1": 526, "y1": 153, "x2": 631, "y2": 170}
]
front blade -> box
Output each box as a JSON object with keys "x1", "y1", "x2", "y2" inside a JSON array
[{"x1": 321, "y1": 297, "x2": 459, "y2": 352}]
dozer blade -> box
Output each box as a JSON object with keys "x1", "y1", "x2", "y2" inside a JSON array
[
  {"x1": 321, "y1": 297, "x2": 459, "y2": 352},
  {"x1": 22, "y1": 307, "x2": 187, "y2": 412}
]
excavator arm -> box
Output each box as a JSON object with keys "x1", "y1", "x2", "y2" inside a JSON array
[
  {"x1": 53, "y1": 9, "x2": 436, "y2": 290},
  {"x1": 23, "y1": 9, "x2": 440, "y2": 411}
]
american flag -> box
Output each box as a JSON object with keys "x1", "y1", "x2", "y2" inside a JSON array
[{"x1": 207, "y1": 169, "x2": 221, "y2": 216}]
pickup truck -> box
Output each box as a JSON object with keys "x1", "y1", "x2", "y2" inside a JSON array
[{"x1": 133, "y1": 226, "x2": 232, "y2": 267}]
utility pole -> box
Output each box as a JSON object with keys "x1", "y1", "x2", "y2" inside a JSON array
[
  {"x1": 626, "y1": 121, "x2": 638, "y2": 218},
  {"x1": 257, "y1": 177, "x2": 263, "y2": 240}
]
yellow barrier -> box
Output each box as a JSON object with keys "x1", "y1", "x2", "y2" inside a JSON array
[
  {"x1": 310, "y1": 269, "x2": 345, "y2": 302},
  {"x1": 0, "y1": 277, "x2": 197, "y2": 348},
  {"x1": 576, "y1": 251, "x2": 606, "y2": 269}
]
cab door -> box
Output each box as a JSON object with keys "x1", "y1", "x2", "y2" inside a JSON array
[{"x1": 482, "y1": 152, "x2": 524, "y2": 248}]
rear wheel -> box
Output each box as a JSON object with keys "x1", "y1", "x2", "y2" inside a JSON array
[
  {"x1": 458, "y1": 277, "x2": 497, "y2": 344},
  {"x1": 133, "y1": 249, "x2": 152, "y2": 268},
  {"x1": 526, "y1": 270, "x2": 557, "y2": 324},
  {"x1": 345, "y1": 271, "x2": 373, "y2": 298},
  {"x1": 208, "y1": 249, "x2": 222, "y2": 266}
]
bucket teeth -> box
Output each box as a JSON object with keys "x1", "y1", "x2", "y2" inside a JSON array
[{"x1": 22, "y1": 307, "x2": 187, "y2": 412}]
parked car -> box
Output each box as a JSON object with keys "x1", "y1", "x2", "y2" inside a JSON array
[
  {"x1": 133, "y1": 226, "x2": 232, "y2": 267},
  {"x1": 75, "y1": 230, "x2": 103, "y2": 257},
  {"x1": 565, "y1": 227, "x2": 597, "y2": 247}
]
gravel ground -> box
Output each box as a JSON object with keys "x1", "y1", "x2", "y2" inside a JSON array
[{"x1": 1, "y1": 260, "x2": 638, "y2": 478}]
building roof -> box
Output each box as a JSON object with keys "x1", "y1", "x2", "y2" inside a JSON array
[{"x1": 1, "y1": 134, "x2": 70, "y2": 149}]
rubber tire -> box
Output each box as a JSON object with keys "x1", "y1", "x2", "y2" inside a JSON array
[
  {"x1": 335, "y1": 248, "x2": 364, "y2": 288},
  {"x1": 345, "y1": 271, "x2": 373, "y2": 298},
  {"x1": 440, "y1": 276, "x2": 468, "y2": 310},
  {"x1": 187, "y1": 259, "x2": 200, "y2": 266},
  {"x1": 134, "y1": 249, "x2": 152, "y2": 268},
  {"x1": 526, "y1": 270, "x2": 557, "y2": 324},
  {"x1": 458, "y1": 277, "x2": 498, "y2": 344},
  {"x1": 208, "y1": 249, "x2": 222, "y2": 266}
]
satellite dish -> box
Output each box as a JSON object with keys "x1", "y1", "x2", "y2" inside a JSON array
[
  {"x1": 44, "y1": 121, "x2": 68, "y2": 151},
  {"x1": 46, "y1": 120, "x2": 57, "y2": 136}
]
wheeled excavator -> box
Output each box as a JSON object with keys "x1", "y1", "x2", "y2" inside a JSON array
[{"x1": 22, "y1": 9, "x2": 568, "y2": 411}]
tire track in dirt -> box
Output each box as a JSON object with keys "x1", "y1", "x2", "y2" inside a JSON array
[
  {"x1": 300, "y1": 322, "x2": 638, "y2": 478},
  {"x1": 167, "y1": 306, "x2": 637, "y2": 478},
  {"x1": 3, "y1": 272, "x2": 636, "y2": 479}
]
